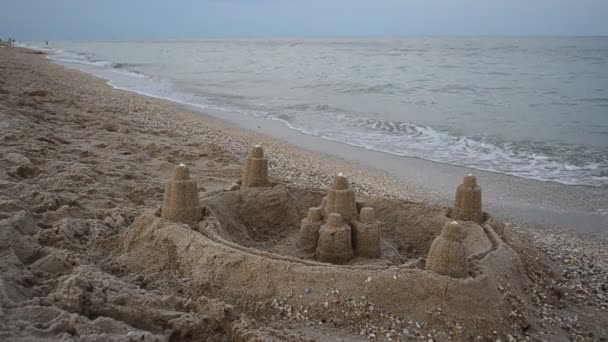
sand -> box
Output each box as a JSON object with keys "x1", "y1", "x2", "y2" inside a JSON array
[{"x1": 1, "y1": 44, "x2": 607, "y2": 341}]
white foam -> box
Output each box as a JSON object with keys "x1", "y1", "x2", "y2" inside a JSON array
[{"x1": 271, "y1": 115, "x2": 608, "y2": 187}]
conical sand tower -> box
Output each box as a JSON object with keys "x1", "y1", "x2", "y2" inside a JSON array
[
  {"x1": 353, "y1": 207, "x2": 380, "y2": 258},
  {"x1": 322, "y1": 173, "x2": 357, "y2": 223},
  {"x1": 242, "y1": 145, "x2": 269, "y2": 187},
  {"x1": 298, "y1": 207, "x2": 323, "y2": 254},
  {"x1": 316, "y1": 213, "x2": 354, "y2": 264},
  {"x1": 426, "y1": 221, "x2": 468, "y2": 278},
  {"x1": 453, "y1": 174, "x2": 483, "y2": 223},
  {"x1": 161, "y1": 164, "x2": 200, "y2": 226}
]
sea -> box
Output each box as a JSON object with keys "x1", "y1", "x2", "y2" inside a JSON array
[{"x1": 18, "y1": 37, "x2": 608, "y2": 187}]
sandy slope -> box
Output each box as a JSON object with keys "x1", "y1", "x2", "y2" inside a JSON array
[{"x1": 0, "y1": 44, "x2": 607, "y2": 341}]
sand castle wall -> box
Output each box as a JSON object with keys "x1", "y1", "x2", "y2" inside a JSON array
[
  {"x1": 121, "y1": 210, "x2": 530, "y2": 335},
  {"x1": 123, "y1": 183, "x2": 528, "y2": 335}
]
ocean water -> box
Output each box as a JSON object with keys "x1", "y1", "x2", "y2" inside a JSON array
[{"x1": 19, "y1": 38, "x2": 608, "y2": 187}]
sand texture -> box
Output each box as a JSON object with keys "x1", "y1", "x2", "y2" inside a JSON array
[{"x1": 1, "y1": 45, "x2": 607, "y2": 341}]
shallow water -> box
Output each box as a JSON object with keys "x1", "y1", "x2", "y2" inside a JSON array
[{"x1": 20, "y1": 37, "x2": 608, "y2": 186}]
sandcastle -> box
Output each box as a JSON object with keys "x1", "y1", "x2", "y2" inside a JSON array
[
  {"x1": 321, "y1": 173, "x2": 357, "y2": 222},
  {"x1": 161, "y1": 163, "x2": 200, "y2": 226},
  {"x1": 123, "y1": 169, "x2": 535, "y2": 336},
  {"x1": 453, "y1": 174, "x2": 483, "y2": 223},
  {"x1": 298, "y1": 173, "x2": 381, "y2": 264},
  {"x1": 426, "y1": 221, "x2": 468, "y2": 278},
  {"x1": 298, "y1": 207, "x2": 323, "y2": 254},
  {"x1": 353, "y1": 207, "x2": 380, "y2": 258},
  {"x1": 316, "y1": 213, "x2": 354, "y2": 264},
  {"x1": 241, "y1": 145, "x2": 269, "y2": 187}
]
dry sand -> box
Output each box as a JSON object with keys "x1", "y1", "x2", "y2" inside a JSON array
[{"x1": 1, "y1": 44, "x2": 607, "y2": 341}]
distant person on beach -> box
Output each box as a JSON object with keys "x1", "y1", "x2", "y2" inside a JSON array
[{"x1": 45, "y1": 40, "x2": 48, "y2": 45}]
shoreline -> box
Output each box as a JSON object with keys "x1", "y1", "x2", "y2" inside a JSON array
[{"x1": 45, "y1": 47, "x2": 608, "y2": 235}]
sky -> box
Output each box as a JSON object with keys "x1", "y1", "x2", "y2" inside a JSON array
[{"x1": 1, "y1": 0, "x2": 607, "y2": 41}]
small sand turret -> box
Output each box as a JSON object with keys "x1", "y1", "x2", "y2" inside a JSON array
[
  {"x1": 353, "y1": 207, "x2": 380, "y2": 258},
  {"x1": 162, "y1": 164, "x2": 200, "y2": 226},
  {"x1": 322, "y1": 173, "x2": 357, "y2": 223},
  {"x1": 453, "y1": 174, "x2": 483, "y2": 223},
  {"x1": 298, "y1": 173, "x2": 384, "y2": 262},
  {"x1": 316, "y1": 213, "x2": 354, "y2": 264},
  {"x1": 242, "y1": 145, "x2": 269, "y2": 187},
  {"x1": 298, "y1": 207, "x2": 323, "y2": 254},
  {"x1": 426, "y1": 221, "x2": 468, "y2": 278}
]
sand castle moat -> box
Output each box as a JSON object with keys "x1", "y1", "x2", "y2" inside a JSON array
[
  {"x1": 119, "y1": 146, "x2": 533, "y2": 335},
  {"x1": 195, "y1": 171, "x2": 490, "y2": 270}
]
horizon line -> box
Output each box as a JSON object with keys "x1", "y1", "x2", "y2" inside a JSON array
[{"x1": 17, "y1": 34, "x2": 608, "y2": 43}]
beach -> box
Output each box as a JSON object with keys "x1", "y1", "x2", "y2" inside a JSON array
[
  {"x1": 26, "y1": 38, "x2": 608, "y2": 235},
  {"x1": 1, "y1": 44, "x2": 607, "y2": 340}
]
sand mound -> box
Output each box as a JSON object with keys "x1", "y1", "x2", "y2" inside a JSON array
[{"x1": 117, "y1": 185, "x2": 534, "y2": 337}]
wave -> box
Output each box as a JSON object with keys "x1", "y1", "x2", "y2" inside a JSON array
[
  {"x1": 111, "y1": 62, "x2": 141, "y2": 69},
  {"x1": 110, "y1": 63, "x2": 148, "y2": 77},
  {"x1": 338, "y1": 82, "x2": 402, "y2": 95},
  {"x1": 270, "y1": 115, "x2": 608, "y2": 187},
  {"x1": 18, "y1": 43, "x2": 149, "y2": 79}
]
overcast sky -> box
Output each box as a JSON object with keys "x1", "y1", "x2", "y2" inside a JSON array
[{"x1": 1, "y1": 0, "x2": 607, "y2": 41}]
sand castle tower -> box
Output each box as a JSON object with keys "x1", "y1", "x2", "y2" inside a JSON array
[
  {"x1": 453, "y1": 174, "x2": 483, "y2": 223},
  {"x1": 241, "y1": 145, "x2": 269, "y2": 187},
  {"x1": 162, "y1": 164, "x2": 200, "y2": 226},
  {"x1": 353, "y1": 207, "x2": 380, "y2": 258},
  {"x1": 322, "y1": 173, "x2": 357, "y2": 223},
  {"x1": 426, "y1": 221, "x2": 468, "y2": 278},
  {"x1": 298, "y1": 207, "x2": 323, "y2": 254},
  {"x1": 316, "y1": 213, "x2": 354, "y2": 264},
  {"x1": 298, "y1": 173, "x2": 383, "y2": 262}
]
